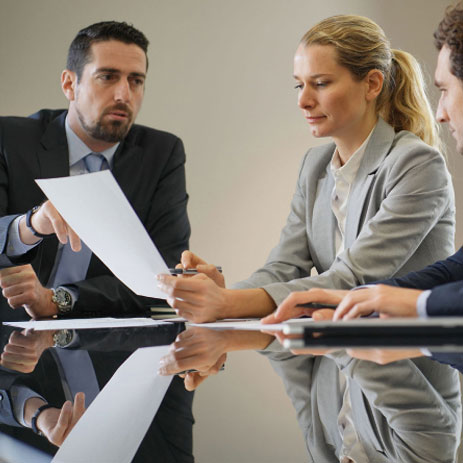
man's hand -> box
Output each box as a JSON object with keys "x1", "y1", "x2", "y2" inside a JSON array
[
  {"x1": 272, "y1": 308, "x2": 340, "y2": 356},
  {"x1": 19, "y1": 200, "x2": 81, "y2": 251},
  {"x1": 1, "y1": 329, "x2": 54, "y2": 373},
  {"x1": 0, "y1": 265, "x2": 58, "y2": 318},
  {"x1": 333, "y1": 285, "x2": 422, "y2": 321},
  {"x1": 262, "y1": 288, "x2": 348, "y2": 324},
  {"x1": 36, "y1": 393, "x2": 86, "y2": 446},
  {"x1": 179, "y1": 250, "x2": 225, "y2": 287},
  {"x1": 156, "y1": 273, "x2": 226, "y2": 322}
]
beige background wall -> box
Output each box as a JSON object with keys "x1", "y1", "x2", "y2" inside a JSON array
[{"x1": 1, "y1": 1, "x2": 460, "y2": 462}]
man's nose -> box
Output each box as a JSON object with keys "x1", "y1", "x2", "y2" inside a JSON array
[
  {"x1": 436, "y1": 95, "x2": 448, "y2": 123},
  {"x1": 114, "y1": 79, "x2": 130, "y2": 102}
]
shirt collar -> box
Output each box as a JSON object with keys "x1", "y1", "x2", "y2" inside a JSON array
[
  {"x1": 330, "y1": 123, "x2": 376, "y2": 184},
  {"x1": 65, "y1": 116, "x2": 119, "y2": 167}
]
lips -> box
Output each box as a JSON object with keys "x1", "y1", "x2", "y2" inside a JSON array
[
  {"x1": 305, "y1": 115, "x2": 326, "y2": 123},
  {"x1": 105, "y1": 105, "x2": 132, "y2": 121}
]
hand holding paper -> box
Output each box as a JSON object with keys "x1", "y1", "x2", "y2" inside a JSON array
[{"x1": 36, "y1": 171, "x2": 169, "y2": 299}]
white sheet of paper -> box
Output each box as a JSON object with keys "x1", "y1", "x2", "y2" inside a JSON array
[
  {"x1": 52, "y1": 346, "x2": 172, "y2": 463},
  {"x1": 36, "y1": 171, "x2": 169, "y2": 298},
  {"x1": 3, "y1": 317, "x2": 170, "y2": 331},
  {"x1": 188, "y1": 318, "x2": 313, "y2": 331}
]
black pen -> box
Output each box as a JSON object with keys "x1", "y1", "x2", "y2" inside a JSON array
[
  {"x1": 169, "y1": 266, "x2": 222, "y2": 275},
  {"x1": 176, "y1": 365, "x2": 225, "y2": 375},
  {"x1": 296, "y1": 302, "x2": 338, "y2": 309}
]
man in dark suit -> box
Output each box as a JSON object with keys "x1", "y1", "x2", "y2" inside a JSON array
[
  {"x1": 265, "y1": 2, "x2": 463, "y2": 373},
  {"x1": 0, "y1": 22, "x2": 190, "y2": 321},
  {"x1": 0, "y1": 21, "x2": 194, "y2": 461}
]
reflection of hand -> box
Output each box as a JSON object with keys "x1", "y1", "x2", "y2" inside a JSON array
[
  {"x1": 37, "y1": 392, "x2": 86, "y2": 446},
  {"x1": 158, "y1": 327, "x2": 273, "y2": 389},
  {"x1": 179, "y1": 250, "x2": 225, "y2": 287},
  {"x1": 20, "y1": 200, "x2": 81, "y2": 251},
  {"x1": 180, "y1": 354, "x2": 227, "y2": 391},
  {"x1": 346, "y1": 348, "x2": 424, "y2": 364},
  {"x1": 0, "y1": 265, "x2": 57, "y2": 318},
  {"x1": 1, "y1": 329, "x2": 54, "y2": 373},
  {"x1": 273, "y1": 308, "x2": 339, "y2": 356},
  {"x1": 158, "y1": 327, "x2": 230, "y2": 375},
  {"x1": 156, "y1": 273, "x2": 226, "y2": 322},
  {"x1": 333, "y1": 285, "x2": 421, "y2": 320},
  {"x1": 262, "y1": 288, "x2": 348, "y2": 324}
]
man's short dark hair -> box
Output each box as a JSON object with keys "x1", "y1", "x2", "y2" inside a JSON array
[
  {"x1": 66, "y1": 21, "x2": 149, "y2": 80},
  {"x1": 435, "y1": 2, "x2": 463, "y2": 80}
]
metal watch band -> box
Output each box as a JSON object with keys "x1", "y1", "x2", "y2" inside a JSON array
[{"x1": 51, "y1": 288, "x2": 73, "y2": 314}]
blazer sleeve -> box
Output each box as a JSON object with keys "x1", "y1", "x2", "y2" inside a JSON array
[
  {"x1": 377, "y1": 248, "x2": 463, "y2": 316},
  {"x1": 70, "y1": 136, "x2": 190, "y2": 316}
]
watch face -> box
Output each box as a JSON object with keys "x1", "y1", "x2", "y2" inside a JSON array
[
  {"x1": 52, "y1": 288, "x2": 73, "y2": 313},
  {"x1": 53, "y1": 329, "x2": 73, "y2": 347}
]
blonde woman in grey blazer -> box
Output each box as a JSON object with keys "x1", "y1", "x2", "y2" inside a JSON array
[{"x1": 158, "y1": 15, "x2": 461, "y2": 463}]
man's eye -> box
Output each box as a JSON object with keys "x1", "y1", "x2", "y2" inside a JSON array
[
  {"x1": 294, "y1": 83, "x2": 303, "y2": 90},
  {"x1": 99, "y1": 74, "x2": 114, "y2": 81},
  {"x1": 315, "y1": 81, "x2": 327, "y2": 87}
]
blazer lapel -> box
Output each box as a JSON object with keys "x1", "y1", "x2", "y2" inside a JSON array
[
  {"x1": 36, "y1": 111, "x2": 70, "y2": 179},
  {"x1": 344, "y1": 118, "x2": 395, "y2": 247},
  {"x1": 111, "y1": 136, "x2": 144, "y2": 201},
  {"x1": 33, "y1": 112, "x2": 70, "y2": 283},
  {"x1": 311, "y1": 152, "x2": 337, "y2": 268}
]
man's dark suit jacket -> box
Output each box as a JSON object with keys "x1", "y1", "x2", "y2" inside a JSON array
[
  {"x1": 0, "y1": 108, "x2": 190, "y2": 320},
  {"x1": 380, "y1": 247, "x2": 463, "y2": 372},
  {"x1": 0, "y1": 109, "x2": 194, "y2": 462}
]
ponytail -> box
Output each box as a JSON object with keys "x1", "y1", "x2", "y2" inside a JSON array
[{"x1": 379, "y1": 49, "x2": 441, "y2": 151}]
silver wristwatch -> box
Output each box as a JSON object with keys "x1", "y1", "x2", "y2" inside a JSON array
[
  {"x1": 52, "y1": 329, "x2": 74, "y2": 348},
  {"x1": 51, "y1": 287, "x2": 73, "y2": 314}
]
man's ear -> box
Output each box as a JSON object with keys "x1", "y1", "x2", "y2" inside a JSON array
[
  {"x1": 61, "y1": 70, "x2": 77, "y2": 101},
  {"x1": 365, "y1": 69, "x2": 384, "y2": 102}
]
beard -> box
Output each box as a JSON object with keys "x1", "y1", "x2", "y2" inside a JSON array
[{"x1": 76, "y1": 104, "x2": 133, "y2": 143}]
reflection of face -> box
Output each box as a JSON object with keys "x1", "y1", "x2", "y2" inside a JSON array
[
  {"x1": 67, "y1": 40, "x2": 146, "y2": 148},
  {"x1": 435, "y1": 45, "x2": 463, "y2": 155},
  {"x1": 293, "y1": 44, "x2": 372, "y2": 144}
]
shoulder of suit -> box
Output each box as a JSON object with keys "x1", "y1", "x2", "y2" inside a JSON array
[
  {"x1": 385, "y1": 129, "x2": 443, "y2": 164},
  {"x1": 127, "y1": 123, "x2": 182, "y2": 145},
  {"x1": 0, "y1": 108, "x2": 65, "y2": 131}
]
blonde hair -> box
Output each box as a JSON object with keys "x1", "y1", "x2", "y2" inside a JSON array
[{"x1": 300, "y1": 15, "x2": 442, "y2": 151}]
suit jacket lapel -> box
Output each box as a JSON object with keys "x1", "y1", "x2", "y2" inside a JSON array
[
  {"x1": 344, "y1": 118, "x2": 395, "y2": 247},
  {"x1": 36, "y1": 111, "x2": 70, "y2": 179},
  {"x1": 311, "y1": 149, "x2": 337, "y2": 267},
  {"x1": 111, "y1": 136, "x2": 144, "y2": 200}
]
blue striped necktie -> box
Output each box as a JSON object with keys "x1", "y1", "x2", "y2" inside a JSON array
[{"x1": 49, "y1": 153, "x2": 109, "y2": 287}]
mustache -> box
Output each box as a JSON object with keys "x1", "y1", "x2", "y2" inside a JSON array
[{"x1": 103, "y1": 104, "x2": 133, "y2": 119}]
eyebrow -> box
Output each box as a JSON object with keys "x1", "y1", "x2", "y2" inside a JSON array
[
  {"x1": 292, "y1": 73, "x2": 333, "y2": 79},
  {"x1": 94, "y1": 67, "x2": 146, "y2": 78}
]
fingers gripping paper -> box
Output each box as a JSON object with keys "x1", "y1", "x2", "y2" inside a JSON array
[
  {"x1": 52, "y1": 346, "x2": 173, "y2": 463},
  {"x1": 36, "y1": 171, "x2": 169, "y2": 298}
]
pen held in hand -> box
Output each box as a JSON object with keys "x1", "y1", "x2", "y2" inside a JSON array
[
  {"x1": 175, "y1": 365, "x2": 225, "y2": 375},
  {"x1": 296, "y1": 302, "x2": 338, "y2": 309},
  {"x1": 169, "y1": 266, "x2": 223, "y2": 275}
]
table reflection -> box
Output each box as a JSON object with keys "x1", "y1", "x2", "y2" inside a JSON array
[{"x1": 0, "y1": 322, "x2": 193, "y2": 463}]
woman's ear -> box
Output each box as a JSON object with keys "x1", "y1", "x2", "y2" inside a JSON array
[{"x1": 365, "y1": 69, "x2": 384, "y2": 102}]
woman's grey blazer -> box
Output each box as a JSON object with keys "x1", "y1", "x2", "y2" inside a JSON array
[{"x1": 235, "y1": 118, "x2": 461, "y2": 463}]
